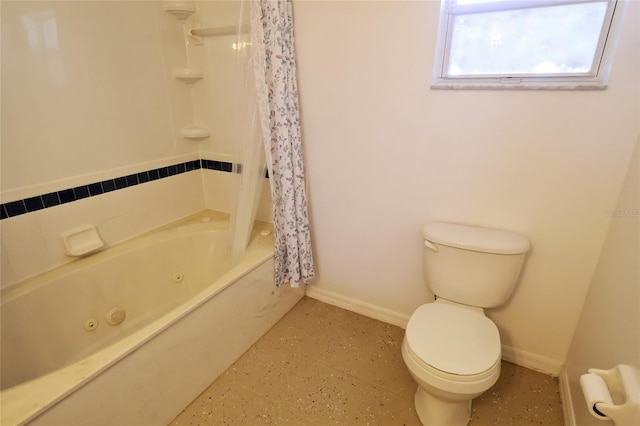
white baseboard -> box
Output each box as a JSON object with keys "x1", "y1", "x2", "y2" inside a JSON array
[
  {"x1": 306, "y1": 286, "x2": 564, "y2": 376},
  {"x1": 558, "y1": 367, "x2": 576, "y2": 426},
  {"x1": 305, "y1": 286, "x2": 410, "y2": 329},
  {"x1": 500, "y1": 344, "x2": 563, "y2": 376}
]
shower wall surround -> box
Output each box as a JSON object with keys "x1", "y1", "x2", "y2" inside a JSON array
[
  {"x1": 181, "y1": 0, "x2": 244, "y2": 155},
  {"x1": 1, "y1": 1, "x2": 270, "y2": 289},
  {"x1": 1, "y1": 2, "x2": 192, "y2": 190}
]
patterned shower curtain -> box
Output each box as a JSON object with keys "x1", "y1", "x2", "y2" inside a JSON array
[{"x1": 250, "y1": 0, "x2": 315, "y2": 287}]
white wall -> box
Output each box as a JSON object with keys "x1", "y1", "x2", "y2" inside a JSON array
[
  {"x1": 561, "y1": 137, "x2": 639, "y2": 425},
  {"x1": 293, "y1": 0, "x2": 640, "y2": 373}
]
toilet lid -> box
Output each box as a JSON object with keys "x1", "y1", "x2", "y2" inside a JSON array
[{"x1": 406, "y1": 303, "x2": 501, "y2": 376}]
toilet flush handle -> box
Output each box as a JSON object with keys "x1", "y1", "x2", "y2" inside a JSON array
[{"x1": 424, "y1": 240, "x2": 439, "y2": 252}]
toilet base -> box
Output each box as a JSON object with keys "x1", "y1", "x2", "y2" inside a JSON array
[{"x1": 414, "y1": 386, "x2": 472, "y2": 426}]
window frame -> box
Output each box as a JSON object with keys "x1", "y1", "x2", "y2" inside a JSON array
[{"x1": 431, "y1": 0, "x2": 627, "y2": 90}]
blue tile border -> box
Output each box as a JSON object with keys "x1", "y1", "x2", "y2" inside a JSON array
[{"x1": 0, "y1": 159, "x2": 241, "y2": 220}]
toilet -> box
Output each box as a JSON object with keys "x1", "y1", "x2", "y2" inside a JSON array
[{"x1": 402, "y1": 222, "x2": 530, "y2": 426}]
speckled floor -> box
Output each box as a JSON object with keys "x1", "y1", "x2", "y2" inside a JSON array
[{"x1": 169, "y1": 297, "x2": 563, "y2": 425}]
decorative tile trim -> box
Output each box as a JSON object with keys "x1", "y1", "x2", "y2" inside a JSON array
[
  {"x1": 0, "y1": 159, "x2": 237, "y2": 220},
  {"x1": 202, "y1": 159, "x2": 234, "y2": 173}
]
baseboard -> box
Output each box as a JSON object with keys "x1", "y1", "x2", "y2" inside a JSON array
[
  {"x1": 500, "y1": 344, "x2": 563, "y2": 376},
  {"x1": 305, "y1": 286, "x2": 410, "y2": 329},
  {"x1": 558, "y1": 367, "x2": 576, "y2": 426}
]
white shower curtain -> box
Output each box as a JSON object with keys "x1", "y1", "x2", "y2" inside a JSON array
[
  {"x1": 229, "y1": 1, "x2": 266, "y2": 265},
  {"x1": 250, "y1": 0, "x2": 314, "y2": 287}
]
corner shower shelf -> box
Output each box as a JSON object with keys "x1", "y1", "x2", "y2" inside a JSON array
[
  {"x1": 163, "y1": 1, "x2": 196, "y2": 20},
  {"x1": 181, "y1": 126, "x2": 210, "y2": 140},
  {"x1": 172, "y1": 68, "x2": 203, "y2": 85}
]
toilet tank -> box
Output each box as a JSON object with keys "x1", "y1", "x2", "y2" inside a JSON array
[{"x1": 422, "y1": 222, "x2": 531, "y2": 308}]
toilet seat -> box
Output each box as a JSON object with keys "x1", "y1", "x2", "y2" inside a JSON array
[{"x1": 405, "y1": 303, "x2": 501, "y2": 378}]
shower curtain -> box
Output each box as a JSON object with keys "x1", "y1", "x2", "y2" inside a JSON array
[
  {"x1": 250, "y1": 0, "x2": 314, "y2": 287},
  {"x1": 229, "y1": 5, "x2": 266, "y2": 265}
]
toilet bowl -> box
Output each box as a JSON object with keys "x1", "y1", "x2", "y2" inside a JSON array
[
  {"x1": 403, "y1": 222, "x2": 530, "y2": 426},
  {"x1": 401, "y1": 301, "x2": 502, "y2": 425}
]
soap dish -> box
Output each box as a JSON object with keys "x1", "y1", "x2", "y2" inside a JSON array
[{"x1": 62, "y1": 225, "x2": 106, "y2": 257}]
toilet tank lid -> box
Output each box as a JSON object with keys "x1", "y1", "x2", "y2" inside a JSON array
[{"x1": 422, "y1": 222, "x2": 530, "y2": 254}]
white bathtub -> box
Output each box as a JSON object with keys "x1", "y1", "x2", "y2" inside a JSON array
[{"x1": 0, "y1": 210, "x2": 304, "y2": 426}]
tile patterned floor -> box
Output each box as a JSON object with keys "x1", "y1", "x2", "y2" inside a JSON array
[{"x1": 169, "y1": 297, "x2": 563, "y2": 425}]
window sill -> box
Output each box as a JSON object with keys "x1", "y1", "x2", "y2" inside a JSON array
[{"x1": 431, "y1": 78, "x2": 608, "y2": 91}]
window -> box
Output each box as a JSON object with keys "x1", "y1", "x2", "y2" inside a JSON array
[{"x1": 432, "y1": 0, "x2": 626, "y2": 89}]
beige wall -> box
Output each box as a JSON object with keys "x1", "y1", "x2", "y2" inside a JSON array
[
  {"x1": 293, "y1": 0, "x2": 640, "y2": 373},
  {"x1": 562, "y1": 137, "x2": 639, "y2": 425}
]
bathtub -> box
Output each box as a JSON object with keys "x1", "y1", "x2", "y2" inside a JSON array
[{"x1": 0, "y1": 210, "x2": 304, "y2": 426}]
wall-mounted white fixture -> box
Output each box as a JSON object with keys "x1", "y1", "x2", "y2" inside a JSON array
[
  {"x1": 181, "y1": 126, "x2": 210, "y2": 140},
  {"x1": 580, "y1": 364, "x2": 640, "y2": 425},
  {"x1": 162, "y1": 1, "x2": 196, "y2": 20},
  {"x1": 61, "y1": 225, "x2": 105, "y2": 257},
  {"x1": 172, "y1": 68, "x2": 203, "y2": 85}
]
